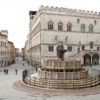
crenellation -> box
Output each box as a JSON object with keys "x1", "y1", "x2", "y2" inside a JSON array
[
  {"x1": 55, "y1": 7, "x2": 59, "y2": 11},
  {"x1": 59, "y1": 7, "x2": 64, "y2": 11},
  {"x1": 78, "y1": 9, "x2": 84, "y2": 14},
  {"x1": 69, "y1": 8, "x2": 76, "y2": 13},
  {"x1": 65, "y1": 8, "x2": 69, "y2": 12},
  {"x1": 90, "y1": 11, "x2": 94, "y2": 14},
  {"x1": 86, "y1": 10, "x2": 89, "y2": 13},
  {"x1": 50, "y1": 6, "x2": 54, "y2": 10},
  {"x1": 44, "y1": 6, "x2": 49, "y2": 10},
  {"x1": 73, "y1": 9, "x2": 77, "y2": 12},
  {"x1": 62, "y1": 7, "x2": 66, "y2": 11},
  {"x1": 39, "y1": 5, "x2": 44, "y2": 10},
  {"x1": 82, "y1": 10, "x2": 85, "y2": 12},
  {"x1": 39, "y1": 5, "x2": 100, "y2": 17}
]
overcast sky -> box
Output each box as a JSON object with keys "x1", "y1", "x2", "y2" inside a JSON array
[{"x1": 0, "y1": 0, "x2": 100, "y2": 49}]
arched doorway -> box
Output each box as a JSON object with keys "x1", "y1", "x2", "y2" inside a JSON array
[
  {"x1": 84, "y1": 54, "x2": 91, "y2": 65},
  {"x1": 92, "y1": 54, "x2": 99, "y2": 65}
]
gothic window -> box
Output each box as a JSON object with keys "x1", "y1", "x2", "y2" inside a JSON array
[
  {"x1": 67, "y1": 23, "x2": 72, "y2": 32},
  {"x1": 48, "y1": 21, "x2": 53, "y2": 30},
  {"x1": 58, "y1": 22, "x2": 63, "y2": 31},
  {"x1": 81, "y1": 24, "x2": 85, "y2": 32},
  {"x1": 77, "y1": 19, "x2": 80, "y2": 23},
  {"x1": 89, "y1": 24, "x2": 93, "y2": 32},
  {"x1": 94, "y1": 20, "x2": 96, "y2": 25},
  {"x1": 67, "y1": 46, "x2": 72, "y2": 52},
  {"x1": 48, "y1": 45, "x2": 54, "y2": 52}
]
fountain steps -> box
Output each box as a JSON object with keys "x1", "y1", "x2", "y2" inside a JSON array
[
  {"x1": 24, "y1": 76, "x2": 100, "y2": 89},
  {"x1": 23, "y1": 60, "x2": 100, "y2": 89}
]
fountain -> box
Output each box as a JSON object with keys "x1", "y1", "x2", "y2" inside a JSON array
[{"x1": 23, "y1": 43, "x2": 100, "y2": 89}]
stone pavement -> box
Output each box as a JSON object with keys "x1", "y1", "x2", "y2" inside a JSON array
[{"x1": 1, "y1": 57, "x2": 100, "y2": 100}]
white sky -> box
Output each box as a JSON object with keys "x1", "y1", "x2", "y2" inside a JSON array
[{"x1": 0, "y1": 0, "x2": 100, "y2": 49}]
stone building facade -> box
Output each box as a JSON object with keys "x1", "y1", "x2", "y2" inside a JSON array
[
  {"x1": 24, "y1": 39, "x2": 29, "y2": 64},
  {"x1": 8, "y1": 41, "x2": 15, "y2": 65},
  {"x1": 15, "y1": 48, "x2": 20, "y2": 57},
  {"x1": 0, "y1": 30, "x2": 8, "y2": 67},
  {"x1": 25, "y1": 6, "x2": 100, "y2": 67}
]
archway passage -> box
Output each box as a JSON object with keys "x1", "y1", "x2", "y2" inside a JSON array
[
  {"x1": 84, "y1": 54, "x2": 91, "y2": 65},
  {"x1": 92, "y1": 54, "x2": 99, "y2": 65}
]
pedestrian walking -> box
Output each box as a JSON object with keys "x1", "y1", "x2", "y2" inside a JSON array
[
  {"x1": 4, "y1": 69, "x2": 6, "y2": 74},
  {"x1": 36, "y1": 67, "x2": 37, "y2": 72},
  {"x1": 7, "y1": 69, "x2": 8, "y2": 75},
  {"x1": 23, "y1": 63, "x2": 24, "y2": 66},
  {"x1": 15, "y1": 69, "x2": 18, "y2": 75}
]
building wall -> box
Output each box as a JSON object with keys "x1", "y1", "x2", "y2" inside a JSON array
[
  {"x1": 8, "y1": 41, "x2": 14, "y2": 65},
  {"x1": 0, "y1": 31, "x2": 8, "y2": 67},
  {"x1": 26, "y1": 6, "x2": 100, "y2": 66}
]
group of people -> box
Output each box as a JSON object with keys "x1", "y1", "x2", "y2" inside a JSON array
[
  {"x1": 0, "y1": 69, "x2": 18, "y2": 75},
  {"x1": 4, "y1": 69, "x2": 8, "y2": 75},
  {"x1": 0, "y1": 63, "x2": 25, "y2": 75}
]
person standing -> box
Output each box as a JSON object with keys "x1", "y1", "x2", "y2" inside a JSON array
[
  {"x1": 15, "y1": 69, "x2": 18, "y2": 75},
  {"x1": 6, "y1": 69, "x2": 8, "y2": 75}
]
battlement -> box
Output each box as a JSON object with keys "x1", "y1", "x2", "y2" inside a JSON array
[{"x1": 39, "y1": 5, "x2": 100, "y2": 16}]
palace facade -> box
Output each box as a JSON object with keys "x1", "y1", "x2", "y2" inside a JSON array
[{"x1": 25, "y1": 6, "x2": 100, "y2": 66}]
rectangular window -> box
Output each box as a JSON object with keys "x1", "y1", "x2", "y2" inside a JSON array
[
  {"x1": 77, "y1": 19, "x2": 80, "y2": 23},
  {"x1": 90, "y1": 44, "x2": 93, "y2": 49},
  {"x1": 82, "y1": 45, "x2": 85, "y2": 50},
  {"x1": 48, "y1": 45, "x2": 54, "y2": 52},
  {"x1": 97, "y1": 47, "x2": 99, "y2": 50},
  {"x1": 67, "y1": 46, "x2": 72, "y2": 52}
]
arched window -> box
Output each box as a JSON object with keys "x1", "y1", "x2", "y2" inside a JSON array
[
  {"x1": 89, "y1": 24, "x2": 93, "y2": 32},
  {"x1": 81, "y1": 24, "x2": 85, "y2": 32},
  {"x1": 77, "y1": 19, "x2": 80, "y2": 23},
  {"x1": 67, "y1": 23, "x2": 72, "y2": 32},
  {"x1": 48, "y1": 21, "x2": 53, "y2": 30},
  {"x1": 58, "y1": 22, "x2": 63, "y2": 31}
]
